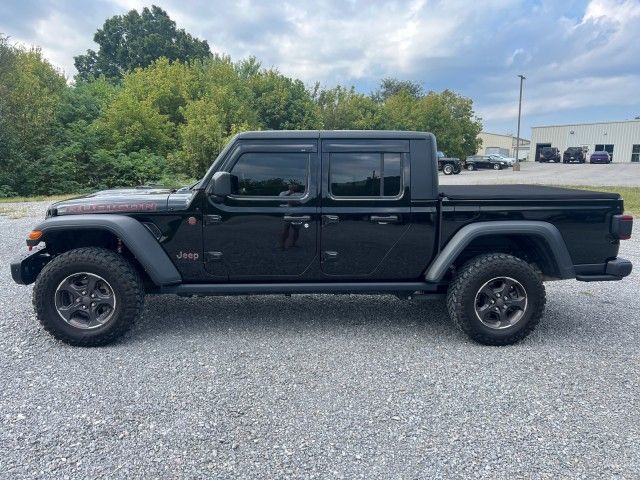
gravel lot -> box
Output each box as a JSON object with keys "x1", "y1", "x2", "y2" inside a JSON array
[
  {"x1": 439, "y1": 161, "x2": 640, "y2": 186},
  {"x1": 1, "y1": 203, "x2": 639, "y2": 479}
]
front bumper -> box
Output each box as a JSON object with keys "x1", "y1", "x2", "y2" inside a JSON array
[
  {"x1": 10, "y1": 247, "x2": 50, "y2": 285},
  {"x1": 575, "y1": 257, "x2": 633, "y2": 282}
]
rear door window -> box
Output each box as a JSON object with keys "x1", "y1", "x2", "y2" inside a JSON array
[{"x1": 330, "y1": 152, "x2": 402, "y2": 198}]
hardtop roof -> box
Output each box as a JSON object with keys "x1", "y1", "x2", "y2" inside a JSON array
[{"x1": 233, "y1": 130, "x2": 433, "y2": 140}]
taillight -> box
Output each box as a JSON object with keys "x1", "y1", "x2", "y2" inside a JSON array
[{"x1": 612, "y1": 214, "x2": 633, "y2": 240}]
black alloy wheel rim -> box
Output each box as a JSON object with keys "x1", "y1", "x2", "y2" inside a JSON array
[
  {"x1": 54, "y1": 272, "x2": 116, "y2": 329},
  {"x1": 474, "y1": 276, "x2": 528, "y2": 330}
]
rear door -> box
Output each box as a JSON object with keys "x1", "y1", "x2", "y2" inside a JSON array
[{"x1": 319, "y1": 139, "x2": 411, "y2": 278}]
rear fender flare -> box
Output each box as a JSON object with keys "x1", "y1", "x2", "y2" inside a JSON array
[
  {"x1": 425, "y1": 221, "x2": 575, "y2": 282},
  {"x1": 30, "y1": 215, "x2": 182, "y2": 286}
]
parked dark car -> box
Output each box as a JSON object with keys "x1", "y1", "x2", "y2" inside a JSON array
[
  {"x1": 437, "y1": 151, "x2": 462, "y2": 175},
  {"x1": 590, "y1": 151, "x2": 612, "y2": 164},
  {"x1": 563, "y1": 147, "x2": 586, "y2": 163},
  {"x1": 539, "y1": 147, "x2": 561, "y2": 162},
  {"x1": 465, "y1": 155, "x2": 510, "y2": 170},
  {"x1": 10, "y1": 131, "x2": 634, "y2": 347}
]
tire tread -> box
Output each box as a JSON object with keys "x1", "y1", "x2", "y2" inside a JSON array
[
  {"x1": 33, "y1": 247, "x2": 144, "y2": 346},
  {"x1": 446, "y1": 253, "x2": 546, "y2": 346}
]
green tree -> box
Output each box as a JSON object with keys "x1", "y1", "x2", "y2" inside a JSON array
[
  {"x1": 0, "y1": 37, "x2": 66, "y2": 195},
  {"x1": 118, "y1": 57, "x2": 197, "y2": 124},
  {"x1": 97, "y1": 90, "x2": 175, "y2": 155},
  {"x1": 37, "y1": 78, "x2": 118, "y2": 194},
  {"x1": 381, "y1": 88, "x2": 482, "y2": 159},
  {"x1": 74, "y1": 5, "x2": 211, "y2": 82},
  {"x1": 374, "y1": 78, "x2": 423, "y2": 102},
  {"x1": 314, "y1": 85, "x2": 382, "y2": 130},
  {"x1": 249, "y1": 70, "x2": 320, "y2": 130},
  {"x1": 414, "y1": 90, "x2": 482, "y2": 159}
]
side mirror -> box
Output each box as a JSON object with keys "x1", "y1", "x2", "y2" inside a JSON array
[{"x1": 211, "y1": 171, "x2": 235, "y2": 197}]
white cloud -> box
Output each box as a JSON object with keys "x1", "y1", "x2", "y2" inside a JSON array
[{"x1": 0, "y1": 0, "x2": 638, "y2": 132}]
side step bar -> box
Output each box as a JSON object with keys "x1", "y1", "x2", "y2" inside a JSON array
[{"x1": 161, "y1": 282, "x2": 443, "y2": 297}]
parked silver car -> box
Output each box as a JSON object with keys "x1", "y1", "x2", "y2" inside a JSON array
[{"x1": 488, "y1": 153, "x2": 516, "y2": 166}]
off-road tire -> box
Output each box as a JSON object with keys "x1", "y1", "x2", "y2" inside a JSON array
[
  {"x1": 443, "y1": 164, "x2": 454, "y2": 175},
  {"x1": 33, "y1": 247, "x2": 144, "y2": 346},
  {"x1": 446, "y1": 253, "x2": 546, "y2": 346}
]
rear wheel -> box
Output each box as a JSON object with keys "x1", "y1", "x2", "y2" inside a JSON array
[
  {"x1": 33, "y1": 247, "x2": 144, "y2": 346},
  {"x1": 467, "y1": 164, "x2": 475, "y2": 171},
  {"x1": 443, "y1": 164, "x2": 454, "y2": 175},
  {"x1": 493, "y1": 164, "x2": 502, "y2": 170},
  {"x1": 446, "y1": 253, "x2": 546, "y2": 345}
]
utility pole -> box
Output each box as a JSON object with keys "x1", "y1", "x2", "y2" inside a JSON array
[{"x1": 513, "y1": 74, "x2": 526, "y2": 171}]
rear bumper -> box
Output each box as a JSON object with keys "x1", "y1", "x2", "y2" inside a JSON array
[
  {"x1": 10, "y1": 247, "x2": 50, "y2": 285},
  {"x1": 575, "y1": 257, "x2": 633, "y2": 282}
]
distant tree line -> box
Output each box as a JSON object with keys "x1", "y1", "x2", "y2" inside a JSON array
[{"x1": 0, "y1": 6, "x2": 482, "y2": 197}]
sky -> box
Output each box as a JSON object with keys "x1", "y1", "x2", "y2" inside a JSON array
[{"x1": 1, "y1": 0, "x2": 639, "y2": 137}]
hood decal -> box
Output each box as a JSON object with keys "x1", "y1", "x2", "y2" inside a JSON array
[
  {"x1": 58, "y1": 201, "x2": 162, "y2": 215},
  {"x1": 51, "y1": 189, "x2": 199, "y2": 216}
]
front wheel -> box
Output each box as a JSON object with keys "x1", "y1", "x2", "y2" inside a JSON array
[
  {"x1": 493, "y1": 164, "x2": 502, "y2": 170},
  {"x1": 443, "y1": 164, "x2": 454, "y2": 175},
  {"x1": 33, "y1": 247, "x2": 144, "y2": 346},
  {"x1": 446, "y1": 253, "x2": 546, "y2": 345},
  {"x1": 467, "y1": 164, "x2": 475, "y2": 171}
]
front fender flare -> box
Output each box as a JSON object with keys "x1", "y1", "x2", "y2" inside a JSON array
[
  {"x1": 30, "y1": 215, "x2": 182, "y2": 286},
  {"x1": 425, "y1": 221, "x2": 575, "y2": 282}
]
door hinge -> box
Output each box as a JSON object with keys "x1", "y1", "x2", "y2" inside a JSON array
[
  {"x1": 205, "y1": 214, "x2": 222, "y2": 225},
  {"x1": 205, "y1": 251, "x2": 223, "y2": 262}
]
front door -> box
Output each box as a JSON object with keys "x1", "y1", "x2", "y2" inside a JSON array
[
  {"x1": 203, "y1": 140, "x2": 319, "y2": 280},
  {"x1": 320, "y1": 139, "x2": 411, "y2": 278}
]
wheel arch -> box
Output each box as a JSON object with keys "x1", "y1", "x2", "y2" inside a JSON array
[
  {"x1": 29, "y1": 215, "x2": 181, "y2": 286},
  {"x1": 425, "y1": 221, "x2": 575, "y2": 282}
]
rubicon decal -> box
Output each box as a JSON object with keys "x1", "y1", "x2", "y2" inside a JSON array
[
  {"x1": 176, "y1": 251, "x2": 199, "y2": 260},
  {"x1": 60, "y1": 202, "x2": 159, "y2": 214}
]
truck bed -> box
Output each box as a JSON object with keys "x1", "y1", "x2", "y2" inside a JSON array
[{"x1": 439, "y1": 184, "x2": 620, "y2": 200}]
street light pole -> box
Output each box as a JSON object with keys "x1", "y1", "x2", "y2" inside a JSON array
[{"x1": 513, "y1": 74, "x2": 526, "y2": 171}]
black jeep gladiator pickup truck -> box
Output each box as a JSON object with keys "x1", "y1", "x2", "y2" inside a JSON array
[{"x1": 11, "y1": 131, "x2": 634, "y2": 346}]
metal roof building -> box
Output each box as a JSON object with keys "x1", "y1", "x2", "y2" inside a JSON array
[
  {"x1": 530, "y1": 119, "x2": 640, "y2": 163},
  {"x1": 477, "y1": 132, "x2": 530, "y2": 159}
]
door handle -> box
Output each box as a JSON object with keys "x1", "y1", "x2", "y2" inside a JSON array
[
  {"x1": 205, "y1": 214, "x2": 222, "y2": 225},
  {"x1": 322, "y1": 214, "x2": 339, "y2": 226},
  {"x1": 283, "y1": 215, "x2": 311, "y2": 224},
  {"x1": 322, "y1": 251, "x2": 339, "y2": 262},
  {"x1": 370, "y1": 215, "x2": 399, "y2": 224}
]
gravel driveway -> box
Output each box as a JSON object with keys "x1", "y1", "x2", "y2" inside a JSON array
[{"x1": 1, "y1": 203, "x2": 639, "y2": 479}]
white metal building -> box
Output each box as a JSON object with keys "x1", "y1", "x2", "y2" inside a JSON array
[
  {"x1": 530, "y1": 119, "x2": 640, "y2": 163},
  {"x1": 477, "y1": 132, "x2": 530, "y2": 159}
]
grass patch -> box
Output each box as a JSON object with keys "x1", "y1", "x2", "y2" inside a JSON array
[
  {"x1": 0, "y1": 194, "x2": 78, "y2": 204},
  {"x1": 563, "y1": 185, "x2": 640, "y2": 217}
]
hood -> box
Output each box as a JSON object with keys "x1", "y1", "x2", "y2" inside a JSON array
[{"x1": 48, "y1": 187, "x2": 197, "y2": 217}]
